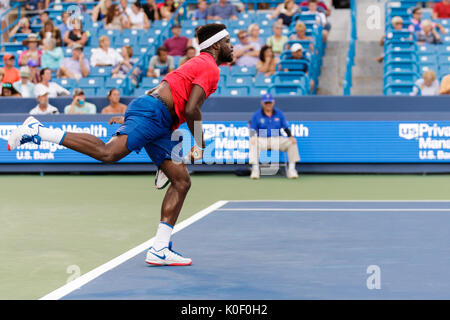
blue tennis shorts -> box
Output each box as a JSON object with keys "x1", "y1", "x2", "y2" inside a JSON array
[{"x1": 114, "y1": 95, "x2": 182, "y2": 167}]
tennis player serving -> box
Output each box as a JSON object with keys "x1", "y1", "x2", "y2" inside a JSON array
[{"x1": 7, "y1": 23, "x2": 234, "y2": 266}]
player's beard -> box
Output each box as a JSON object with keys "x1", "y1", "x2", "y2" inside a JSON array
[{"x1": 219, "y1": 48, "x2": 233, "y2": 63}]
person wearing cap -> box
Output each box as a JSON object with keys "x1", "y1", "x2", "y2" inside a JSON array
[
  {"x1": 90, "y1": 35, "x2": 123, "y2": 67},
  {"x1": 233, "y1": 29, "x2": 260, "y2": 67},
  {"x1": 284, "y1": 43, "x2": 314, "y2": 93},
  {"x1": 57, "y1": 43, "x2": 90, "y2": 80},
  {"x1": 18, "y1": 34, "x2": 42, "y2": 68},
  {"x1": 1, "y1": 55, "x2": 20, "y2": 84},
  {"x1": 29, "y1": 84, "x2": 59, "y2": 115},
  {"x1": 27, "y1": 59, "x2": 40, "y2": 84},
  {"x1": 64, "y1": 88, "x2": 97, "y2": 114},
  {"x1": 249, "y1": 93, "x2": 300, "y2": 179},
  {"x1": 13, "y1": 67, "x2": 35, "y2": 98},
  {"x1": 40, "y1": 68, "x2": 70, "y2": 97},
  {"x1": 162, "y1": 24, "x2": 189, "y2": 57}
]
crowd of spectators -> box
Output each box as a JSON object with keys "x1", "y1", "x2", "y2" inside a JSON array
[
  {"x1": 0, "y1": 0, "x2": 332, "y2": 110},
  {"x1": 383, "y1": 0, "x2": 450, "y2": 96}
]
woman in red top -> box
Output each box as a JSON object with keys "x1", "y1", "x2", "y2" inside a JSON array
[
  {"x1": 8, "y1": 23, "x2": 234, "y2": 267},
  {"x1": 433, "y1": 0, "x2": 450, "y2": 19}
]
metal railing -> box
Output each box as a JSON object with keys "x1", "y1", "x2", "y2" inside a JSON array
[{"x1": 343, "y1": 0, "x2": 357, "y2": 95}]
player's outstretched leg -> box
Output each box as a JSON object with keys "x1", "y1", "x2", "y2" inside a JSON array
[
  {"x1": 7, "y1": 116, "x2": 130, "y2": 163},
  {"x1": 146, "y1": 159, "x2": 192, "y2": 266}
]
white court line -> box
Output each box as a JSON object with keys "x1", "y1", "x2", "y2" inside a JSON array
[
  {"x1": 40, "y1": 200, "x2": 229, "y2": 300},
  {"x1": 228, "y1": 200, "x2": 450, "y2": 202},
  {"x1": 216, "y1": 208, "x2": 450, "y2": 212}
]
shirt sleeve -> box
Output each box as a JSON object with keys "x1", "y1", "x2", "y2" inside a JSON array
[
  {"x1": 250, "y1": 112, "x2": 259, "y2": 133},
  {"x1": 279, "y1": 111, "x2": 289, "y2": 129}
]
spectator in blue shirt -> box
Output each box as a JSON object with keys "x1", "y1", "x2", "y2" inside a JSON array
[
  {"x1": 249, "y1": 93, "x2": 300, "y2": 179},
  {"x1": 193, "y1": 0, "x2": 208, "y2": 20},
  {"x1": 207, "y1": 0, "x2": 238, "y2": 20}
]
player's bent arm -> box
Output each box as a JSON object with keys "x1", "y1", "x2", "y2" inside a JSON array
[{"x1": 185, "y1": 84, "x2": 206, "y2": 149}]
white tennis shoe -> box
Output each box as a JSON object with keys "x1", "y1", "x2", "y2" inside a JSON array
[
  {"x1": 250, "y1": 166, "x2": 260, "y2": 179},
  {"x1": 7, "y1": 116, "x2": 43, "y2": 151},
  {"x1": 286, "y1": 168, "x2": 299, "y2": 179},
  {"x1": 145, "y1": 242, "x2": 192, "y2": 266}
]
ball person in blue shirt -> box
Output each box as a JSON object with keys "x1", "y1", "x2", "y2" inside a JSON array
[{"x1": 249, "y1": 93, "x2": 300, "y2": 179}]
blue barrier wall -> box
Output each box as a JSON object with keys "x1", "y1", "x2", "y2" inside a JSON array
[{"x1": 3, "y1": 97, "x2": 450, "y2": 173}]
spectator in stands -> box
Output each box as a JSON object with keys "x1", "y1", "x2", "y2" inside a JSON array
[
  {"x1": 179, "y1": 46, "x2": 197, "y2": 65},
  {"x1": 234, "y1": 30, "x2": 261, "y2": 67},
  {"x1": 101, "y1": 88, "x2": 127, "y2": 114},
  {"x1": 248, "y1": 23, "x2": 264, "y2": 46},
  {"x1": 127, "y1": 1, "x2": 150, "y2": 29},
  {"x1": 105, "y1": 4, "x2": 130, "y2": 30},
  {"x1": 41, "y1": 38, "x2": 64, "y2": 71},
  {"x1": 39, "y1": 20, "x2": 63, "y2": 47},
  {"x1": 18, "y1": 34, "x2": 42, "y2": 68},
  {"x1": 13, "y1": 67, "x2": 35, "y2": 98},
  {"x1": 1, "y1": 82, "x2": 21, "y2": 97},
  {"x1": 119, "y1": 0, "x2": 131, "y2": 21},
  {"x1": 64, "y1": 88, "x2": 97, "y2": 114},
  {"x1": 90, "y1": 36, "x2": 123, "y2": 67},
  {"x1": 190, "y1": 26, "x2": 202, "y2": 56},
  {"x1": 266, "y1": 21, "x2": 288, "y2": 57},
  {"x1": 1, "y1": 54, "x2": 20, "y2": 84},
  {"x1": 433, "y1": 0, "x2": 450, "y2": 19},
  {"x1": 376, "y1": 16, "x2": 410, "y2": 63},
  {"x1": 29, "y1": 84, "x2": 59, "y2": 114},
  {"x1": 192, "y1": 0, "x2": 208, "y2": 21},
  {"x1": 289, "y1": 21, "x2": 315, "y2": 52},
  {"x1": 159, "y1": 0, "x2": 178, "y2": 21},
  {"x1": 256, "y1": 45, "x2": 278, "y2": 77},
  {"x1": 207, "y1": 0, "x2": 238, "y2": 20},
  {"x1": 147, "y1": 46, "x2": 174, "y2": 77},
  {"x1": 410, "y1": 7, "x2": 446, "y2": 34},
  {"x1": 92, "y1": 0, "x2": 113, "y2": 22},
  {"x1": 270, "y1": 0, "x2": 298, "y2": 26},
  {"x1": 302, "y1": 0, "x2": 330, "y2": 42},
  {"x1": 8, "y1": 17, "x2": 32, "y2": 42},
  {"x1": 112, "y1": 45, "x2": 141, "y2": 86},
  {"x1": 64, "y1": 18, "x2": 89, "y2": 47},
  {"x1": 249, "y1": 93, "x2": 300, "y2": 179},
  {"x1": 299, "y1": 0, "x2": 331, "y2": 17},
  {"x1": 412, "y1": 70, "x2": 440, "y2": 96},
  {"x1": 143, "y1": 0, "x2": 160, "y2": 22},
  {"x1": 24, "y1": 0, "x2": 47, "y2": 13},
  {"x1": 38, "y1": 10, "x2": 50, "y2": 26},
  {"x1": 283, "y1": 43, "x2": 314, "y2": 93},
  {"x1": 27, "y1": 59, "x2": 40, "y2": 84},
  {"x1": 417, "y1": 19, "x2": 443, "y2": 45},
  {"x1": 57, "y1": 12, "x2": 72, "y2": 40},
  {"x1": 57, "y1": 43, "x2": 90, "y2": 80},
  {"x1": 163, "y1": 24, "x2": 189, "y2": 56},
  {"x1": 39, "y1": 68, "x2": 70, "y2": 97},
  {"x1": 440, "y1": 74, "x2": 450, "y2": 94}
]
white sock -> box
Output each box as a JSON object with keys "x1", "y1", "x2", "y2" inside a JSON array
[
  {"x1": 38, "y1": 126, "x2": 66, "y2": 145},
  {"x1": 153, "y1": 222, "x2": 173, "y2": 251},
  {"x1": 252, "y1": 164, "x2": 259, "y2": 171},
  {"x1": 288, "y1": 162, "x2": 296, "y2": 171}
]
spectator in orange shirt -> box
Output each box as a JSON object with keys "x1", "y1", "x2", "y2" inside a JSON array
[
  {"x1": 1, "y1": 55, "x2": 20, "y2": 84},
  {"x1": 433, "y1": 0, "x2": 450, "y2": 19}
]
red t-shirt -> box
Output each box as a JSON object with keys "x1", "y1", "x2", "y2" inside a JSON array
[
  {"x1": 2, "y1": 67, "x2": 20, "y2": 84},
  {"x1": 434, "y1": 2, "x2": 450, "y2": 18},
  {"x1": 162, "y1": 52, "x2": 219, "y2": 130},
  {"x1": 162, "y1": 36, "x2": 189, "y2": 56}
]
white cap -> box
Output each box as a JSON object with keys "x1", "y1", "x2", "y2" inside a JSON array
[
  {"x1": 35, "y1": 83, "x2": 50, "y2": 97},
  {"x1": 290, "y1": 43, "x2": 303, "y2": 52}
]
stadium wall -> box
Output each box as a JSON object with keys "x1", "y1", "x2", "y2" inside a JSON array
[{"x1": 2, "y1": 96, "x2": 450, "y2": 173}]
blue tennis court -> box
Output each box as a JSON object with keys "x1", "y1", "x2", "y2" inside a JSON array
[{"x1": 49, "y1": 201, "x2": 450, "y2": 300}]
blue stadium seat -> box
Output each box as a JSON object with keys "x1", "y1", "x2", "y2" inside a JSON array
[
  {"x1": 53, "y1": 78, "x2": 77, "y2": 90},
  {"x1": 78, "y1": 77, "x2": 104, "y2": 89},
  {"x1": 226, "y1": 74, "x2": 253, "y2": 87},
  {"x1": 230, "y1": 65, "x2": 257, "y2": 76},
  {"x1": 180, "y1": 28, "x2": 195, "y2": 38},
  {"x1": 133, "y1": 88, "x2": 150, "y2": 96},
  {"x1": 272, "y1": 72, "x2": 309, "y2": 89},
  {"x1": 139, "y1": 35, "x2": 157, "y2": 46},
  {"x1": 90, "y1": 66, "x2": 114, "y2": 78},
  {"x1": 182, "y1": 20, "x2": 206, "y2": 28},
  {"x1": 219, "y1": 65, "x2": 231, "y2": 78},
  {"x1": 268, "y1": 84, "x2": 305, "y2": 96},
  {"x1": 140, "y1": 77, "x2": 161, "y2": 88},
  {"x1": 249, "y1": 86, "x2": 269, "y2": 96},
  {"x1": 83, "y1": 88, "x2": 97, "y2": 96},
  {"x1": 384, "y1": 72, "x2": 419, "y2": 86},
  {"x1": 105, "y1": 78, "x2": 125, "y2": 89},
  {"x1": 254, "y1": 74, "x2": 272, "y2": 88},
  {"x1": 384, "y1": 83, "x2": 416, "y2": 96},
  {"x1": 222, "y1": 86, "x2": 250, "y2": 96}
]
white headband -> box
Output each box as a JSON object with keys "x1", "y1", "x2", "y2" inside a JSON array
[{"x1": 199, "y1": 29, "x2": 229, "y2": 50}]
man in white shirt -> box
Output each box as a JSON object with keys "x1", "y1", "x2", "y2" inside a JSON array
[
  {"x1": 13, "y1": 66, "x2": 35, "y2": 98},
  {"x1": 29, "y1": 84, "x2": 60, "y2": 115},
  {"x1": 90, "y1": 35, "x2": 123, "y2": 67}
]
